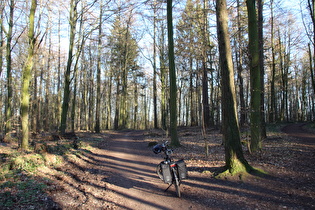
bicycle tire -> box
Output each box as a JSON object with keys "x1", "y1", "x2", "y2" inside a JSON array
[{"x1": 173, "y1": 169, "x2": 181, "y2": 197}]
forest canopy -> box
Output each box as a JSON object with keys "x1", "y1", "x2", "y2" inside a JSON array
[{"x1": 0, "y1": 0, "x2": 314, "y2": 139}]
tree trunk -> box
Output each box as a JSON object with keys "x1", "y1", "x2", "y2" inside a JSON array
[
  {"x1": 246, "y1": 0, "x2": 262, "y2": 152},
  {"x1": 308, "y1": 0, "x2": 315, "y2": 94},
  {"x1": 5, "y1": 0, "x2": 14, "y2": 134},
  {"x1": 60, "y1": 0, "x2": 77, "y2": 133},
  {"x1": 56, "y1": 10, "x2": 62, "y2": 129},
  {"x1": 95, "y1": 3, "x2": 103, "y2": 133},
  {"x1": 202, "y1": 0, "x2": 210, "y2": 129},
  {"x1": 0, "y1": 2, "x2": 4, "y2": 77},
  {"x1": 153, "y1": 0, "x2": 158, "y2": 129},
  {"x1": 269, "y1": 0, "x2": 276, "y2": 123},
  {"x1": 236, "y1": 0, "x2": 246, "y2": 127},
  {"x1": 258, "y1": 0, "x2": 266, "y2": 139},
  {"x1": 309, "y1": 44, "x2": 315, "y2": 96},
  {"x1": 21, "y1": 0, "x2": 37, "y2": 150},
  {"x1": 159, "y1": 23, "x2": 168, "y2": 131},
  {"x1": 167, "y1": 0, "x2": 179, "y2": 146},
  {"x1": 216, "y1": 0, "x2": 253, "y2": 175},
  {"x1": 189, "y1": 58, "x2": 196, "y2": 126}
]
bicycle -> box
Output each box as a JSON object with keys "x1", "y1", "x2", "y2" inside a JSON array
[{"x1": 153, "y1": 141, "x2": 187, "y2": 197}]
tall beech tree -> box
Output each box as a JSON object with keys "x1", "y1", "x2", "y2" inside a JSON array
[
  {"x1": 95, "y1": 1, "x2": 103, "y2": 133},
  {"x1": 269, "y1": 0, "x2": 276, "y2": 123},
  {"x1": 0, "y1": 1, "x2": 4, "y2": 77},
  {"x1": 60, "y1": 0, "x2": 78, "y2": 133},
  {"x1": 246, "y1": 0, "x2": 262, "y2": 152},
  {"x1": 21, "y1": 0, "x2": 37, "y2": 150},
  {"x1": 167, "y1": 0, "x2": 179, "y2": 147},
  {"x1": 159, "y1": 21, "x2": 168, "y2": 131},
  {"x1": 258, "y1": 0, "x2": 266, "y2": 139},
  {"x1": 307, "y1": 0, "x2": 315, "y2": 95},
  {"x1": 216, "y1": 0, "x2": 254, "y2": 175},
  {"x1": 5, "y1": 0, "x2": 14, "y2": 134},
  {"x1": 235, "y1": 0, "x2": 247, "y2": 127}
]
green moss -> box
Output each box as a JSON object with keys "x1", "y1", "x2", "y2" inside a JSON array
[
  {"x1": 213, "y1": 158, "x2": 267, "y2": 180},
  {"x1": 10, "y1": 154, "x2": 45, "y2": 172}
]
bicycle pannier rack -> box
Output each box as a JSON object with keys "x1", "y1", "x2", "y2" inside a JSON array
[
  {"x1": 160, "y1": 162, "x2": 172, "y2": 184},
  {"x1": 176, "y1": 159, "x2": 187, "y2": 180}
]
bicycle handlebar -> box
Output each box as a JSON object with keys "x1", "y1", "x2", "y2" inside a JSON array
[{"x1": 152, "y1": 141, "x2": 173, "y2": 159}]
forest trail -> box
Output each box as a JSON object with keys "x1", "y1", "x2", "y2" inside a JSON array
[
  {"x1": 97, "y1": 130, "x2": 207, "y2": 209},
  {"x1": 44, "y1": 126, "x2": 315, "y2": 209},
  {"x1": 48, "y1": 130, "x2": 210, "y2": 209},
  {"x1": 282, "y1": 123, "x2": 315, "y2": 145}
]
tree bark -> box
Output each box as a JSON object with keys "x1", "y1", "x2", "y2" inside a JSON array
[
  {"x1": 159, "y1": 24, "x2": 168, "y2": 131},
  {"x1": 153, "y1": 0, "x2": 158, "y2": 129},
  {"x1": 21, "y1": 0, "x2": 37, "y2": 150},
  {"x1": 258, "y1": 0, "x2": 266, "y2": 139},
  {"x1": 0, "y1": 2, "x2": 4, "y2": 77},
  {"x1": 246, "y1": 0, "x2": 262, "y2": 152},
  {"x1": 309, "y1": 44, "x2": 315, "y2": 96},
  {"x1": 60, "y1": 0, "x2": 77, "y2": 133},
  {"x1": 216, "y1": 0, "x2": 253, "y2": 175},
  {"x1": 167, "y1": 0, "x2": 179, "y2": 146},
  {"x1": 202, "y1": 0, "x2": 210, "y2": 129},
  {"x1": 95, "y1": 2, "x2": 103, "y2": 133},
  {"x1": 5, "y1": 0, "x2": 14, "y2": 134},
  {"x1": 235, "y1": 0, "x2": 246, "y2": 127},
  {"x1": 269, "y1": 0, "x2": 276, "y2": 123},
  {"x1": 308, "y1": 0, "x2": 315, "y2": 95}
]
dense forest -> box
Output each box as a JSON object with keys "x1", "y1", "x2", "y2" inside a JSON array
[{"x1": 0, "y1": 0, "x2": 314, "y2": 147}]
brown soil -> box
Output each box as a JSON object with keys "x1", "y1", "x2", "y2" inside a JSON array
[{"x1": 12, "y1": 124, "x2": 315, "y2": 209}]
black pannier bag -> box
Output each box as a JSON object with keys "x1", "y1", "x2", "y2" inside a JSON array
[
  {"x1": 160, "y1": 162, "x2": 172, "y2": 184},
  {"x1": 176, "y1": 159, "x2": 187, "y2": 180}
]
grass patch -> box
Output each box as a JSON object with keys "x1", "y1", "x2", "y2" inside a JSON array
[{"x1": 0, "y1": 132, "x2": 95, "y2": 209}]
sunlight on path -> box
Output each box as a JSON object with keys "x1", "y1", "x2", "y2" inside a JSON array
[{"x1": 100, "y1": 131, "x2": 207, "y2": 210}]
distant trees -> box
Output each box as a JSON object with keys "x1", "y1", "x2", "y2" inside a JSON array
[
  {"x1": 109, "y1": 9, "x2": 140, "y2": 130},
  {"x1": 176, "y1": 0, "x2": 219, "y2": 128},
  {"x1": 0, "y1": 0, "x2": 313, "y2": 150}
]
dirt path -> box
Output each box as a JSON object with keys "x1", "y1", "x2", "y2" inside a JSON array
[
  {"x1": 281, "y1": 123, "x2": 315, "y2": 145},
  {"x1": 42, "y1": 126, "x2": 315, "y2": 209},
  {"x1": 46, "y1": 131, "x2": 209, "y2": 209},
  {"x1": 97, "y1": 131, "x2": 208, "y2": 209}
]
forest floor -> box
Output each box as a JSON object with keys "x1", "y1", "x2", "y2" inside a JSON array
[{"x1": 0, "y1": 123, "x2": 314, "y2": 209}]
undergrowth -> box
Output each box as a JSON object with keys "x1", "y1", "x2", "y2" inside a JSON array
[
  {"x1": 0, "y1": 133, "x2": 93, "y2": 209},
  {"x1": 0, "y1": 179, "x2": 47, "y2": 209}
]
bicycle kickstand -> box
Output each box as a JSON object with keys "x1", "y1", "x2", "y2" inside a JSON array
[{"x1": 164, "y1": 183, "x2": 173, "y2": 192}]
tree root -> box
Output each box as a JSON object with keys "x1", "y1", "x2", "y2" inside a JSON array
[{"x1": 213, "y1": 160, "x2": 267, "y2": 180}]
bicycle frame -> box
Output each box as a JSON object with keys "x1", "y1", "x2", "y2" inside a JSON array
[{"x1": 153, "y1": 142, "x2": 182, "y2": 197}]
